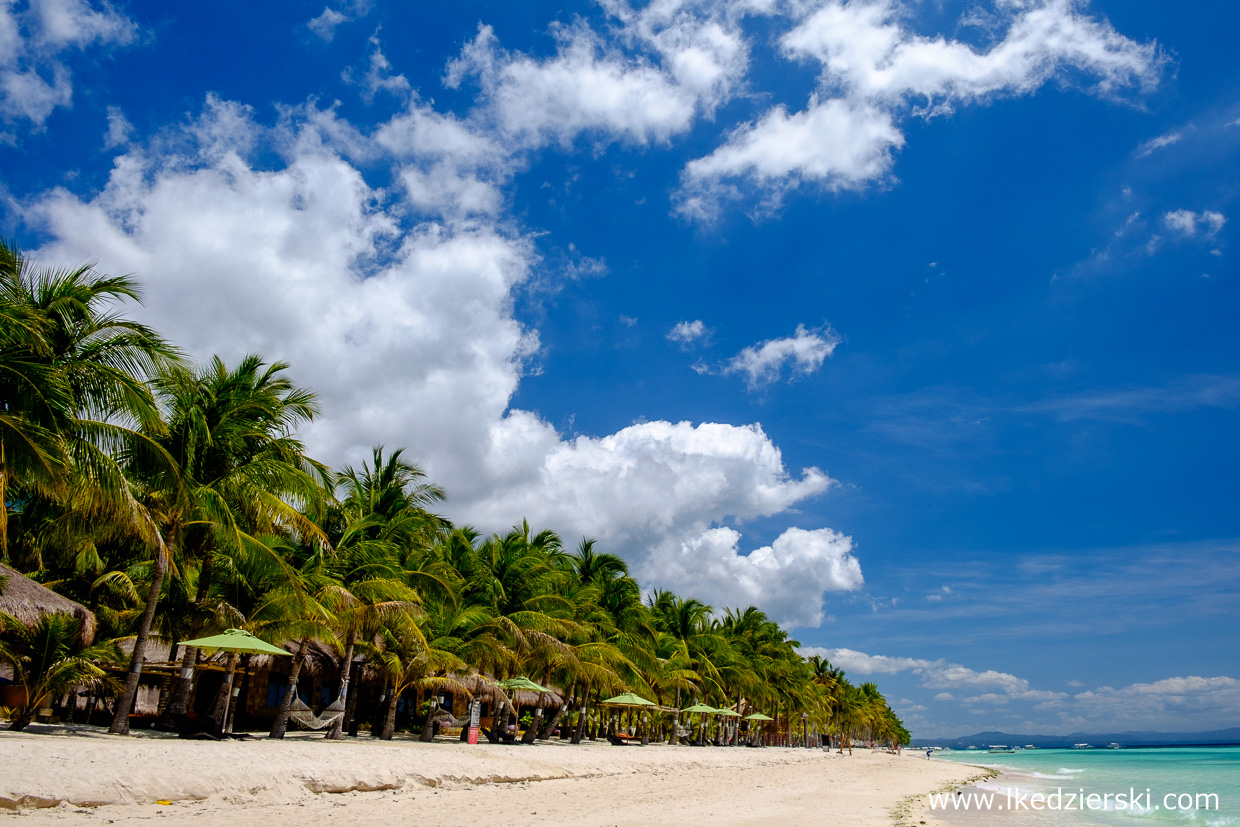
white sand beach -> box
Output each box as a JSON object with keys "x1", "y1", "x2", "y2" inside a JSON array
[{"x1": 0, "y1": 728, "x2": 986, "y2": 826}]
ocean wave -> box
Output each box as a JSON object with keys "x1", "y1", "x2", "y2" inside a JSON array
[{"x1": 1057, "y1": 768, "x2": 1087, "y2": 774}]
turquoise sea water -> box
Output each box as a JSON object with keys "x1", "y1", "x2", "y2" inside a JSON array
[{"x1": 933, "y1": 747, "x2": 1239, "y2": 826}]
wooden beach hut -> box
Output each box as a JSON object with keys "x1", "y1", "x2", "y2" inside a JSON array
[
  {"x1": 0, "y1": 564, "x2": 97, "y2": 647},
  {"x1": 0, "y1": 564, "x2": 99, "y2": 710}
]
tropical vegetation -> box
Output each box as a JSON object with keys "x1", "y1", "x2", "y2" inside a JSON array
[{"x1": 0, "y1": 241, "x2": 908, "y2": 748}]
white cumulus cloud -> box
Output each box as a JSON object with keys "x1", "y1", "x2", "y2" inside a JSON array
[
  {"x1": 646, "y1": 526, "x2": 862, "y2": 628},
  {"x1": 679, "y1": 0, "x2": 1163, "y2": 217},
  {"x1": 668, "y1": 319, "x2": 707, "y2": 343},
  {"x1": 1, "y1": 0, "x2": 137, "y2": 130},
  {"x1": 27, "y1": 92, "x2": 845, "y2": 624},
  {"x1": 1163, "y1": 209, "x2": 1226, "y2": 238},
  {"x1": 724, "y1": 324, "x2": 841, "y2": 388}
]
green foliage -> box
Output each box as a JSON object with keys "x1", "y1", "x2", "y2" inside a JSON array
[{"x1": 0, "y1": 243, "x2": 907, "y2": 744}]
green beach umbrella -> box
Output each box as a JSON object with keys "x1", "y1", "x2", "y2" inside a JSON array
[
  {"x1": 498, "y1": 676, "x2": 550, "y2": 693},
  {"x1": 744, "y1": 712, "x2": 773, "y2": 746},
  {"x1": 681, "y1": 703, "x2": 717, "y2": 714},
  {"x1": 180, "y1": 628, "x2": 290, "y2": 656},
  {"x1": 716, "y1": 708, "x2": 741, "y2": 717},
  {"x1": 600, "y1": 692, "x2": 655, "y2": 707},
  {"x1": 177, "y1": 629, "x2": 288, "y2": 734}
]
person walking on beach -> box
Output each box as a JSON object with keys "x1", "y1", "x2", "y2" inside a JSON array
[{"x1": 926, "y1": 748, "x2": 933, "y2": 760}]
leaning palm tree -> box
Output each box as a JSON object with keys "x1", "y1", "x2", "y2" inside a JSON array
[{"x1": 0, "y1": 612, "x2": 121, "y2": 731}]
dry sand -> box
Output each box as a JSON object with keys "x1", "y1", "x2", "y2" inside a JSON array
[{"x1": 0, "y1": 726, "x2": 987, "y2": 826}]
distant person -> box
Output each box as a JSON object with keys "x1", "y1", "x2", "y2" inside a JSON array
[{"x1": 926, "y1": 747, "x2": 933, "y2": 760}]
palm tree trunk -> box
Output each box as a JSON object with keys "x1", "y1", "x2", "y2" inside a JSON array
[
  {"x1": 209, "y1": 651, "x2": 240, "y2": 729},
  {"x1": 381, "y1": 687, "x2": 400, "y2": 740},
  {"x1": 571, "y1": 683, "x2": 588, "y2": 744},
  {"x1": 109, "y1": 542, "x2": 167, "y2": 735},
  {"x1": 326, "y1": 634, "x2": 356, "y2": 740},
  {"x1": 159, "y1": 553, "x2": 213, "y2": 727},
  {"x1": 269, "y1": 638, "x2": 309, "y2": 738},
  {"x1": 342, "y1": 676, "x2": 361, "y2": 737},
  {"x1": 419, "y1": 693, "x2": 438, "y2": 742}
]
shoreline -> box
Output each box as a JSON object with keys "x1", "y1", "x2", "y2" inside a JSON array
[{"x1": 0, "y1": 726, "x2": 981, "y2": 825}]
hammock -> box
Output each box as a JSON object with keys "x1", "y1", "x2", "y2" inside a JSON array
[{"x1": 288, "y1": 696, "x2": 347, "y2": 730}]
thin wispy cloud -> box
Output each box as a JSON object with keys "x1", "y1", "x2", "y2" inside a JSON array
[{"x1": 1137, "y1": 131, "x2": 1182, "y2": 156}]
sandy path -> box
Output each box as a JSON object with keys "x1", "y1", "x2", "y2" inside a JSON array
[{"x1": 0, "y1": 727, "x2": 984, "y2": 826}]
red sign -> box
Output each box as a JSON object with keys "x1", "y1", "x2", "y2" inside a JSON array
[{"x1": 467, "y1": 727, "x2": 479, "y2": 745}]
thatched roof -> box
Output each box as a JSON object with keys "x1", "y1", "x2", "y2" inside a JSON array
[
  {"x1": 458, "y1": 673, "x2": 564, "y2": 709},
  {"x1": 0, "y1": 564, "x2": 97, "y2": 646}
]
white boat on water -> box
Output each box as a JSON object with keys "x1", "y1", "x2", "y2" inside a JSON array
[
  {"x1": 1024, "y1": 745, "x2": 1037, "y2": 750},
  {"x1": 988, "y1": 745, "x2": 1017, "y2": 753},
  {"x1": 1108, "y1": 743, "x2": 1122, "y2": 749},
  {"x1": 1073, "y1": 743, "x2": 1092, "y2": 749}
]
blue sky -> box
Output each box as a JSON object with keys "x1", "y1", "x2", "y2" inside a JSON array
[{"x1": 2, "y1": 0, "x2": 1238, "y2": 738}]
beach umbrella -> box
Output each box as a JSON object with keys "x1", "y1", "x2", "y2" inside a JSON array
[
  {"x1": 178, "y1": 629, "x2": 289, "y2": 733},
  {"x1": 744, "y1": 712, "x2": 774, "y2": 746},
  {"x1": 600, "y1": 693, "x2": 656, "y2": 742},
  {"x1": 680, "y1": 703, "x2": 717, "y2": 744},
  {"x1": 497, "y1": 677, "x2": 551, "y2": 737},
  {"x1": 715, "y1": 707, "x2": 740, "y2": 744},
  {"x1": 600, "y1": 692, "x2": 655, "y2": 707},
  {"x1": 180, "y1": 628, "x2": 292, "y2": 656},
  {"x1": 498, "y1": 676, "x2": 550, "y2": 693}
]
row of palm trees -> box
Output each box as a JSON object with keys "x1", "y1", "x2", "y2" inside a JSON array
[{"x1": 0, "y1": 241, "x2": 908, "y2": 747}]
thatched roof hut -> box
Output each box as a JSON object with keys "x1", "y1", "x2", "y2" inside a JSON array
[{"x1": 0, "y1": 564, "x2": 97, "y2": 646}]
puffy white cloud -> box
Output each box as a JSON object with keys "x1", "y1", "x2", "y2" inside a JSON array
[
  {"x1": 27, "y1": 92, "x2": 843, "y2": 622},
  {"x1": 678, "y1": 98, "x2": 903, "y2": 218},
  {"x1": 723, "y1": 324, "x2": 841, "y2": 388},
  {"x1": 1072, "y1": 676, "x2": 1240, "y2": 728},
  {"x1": 645, "y1": 525, "x2": 862, "y2": 628},
  {"x1": 307, "y1": 7, "x2": 347, "y2": 41},
  {"x1": 1163, "y1": 209, "x2": 1226, "y2": 238},
  {"x1": 668, "y1": 319, "x2": 707, "y2": 343},
  {"x1": 781, "y1": 0, "x2": 1162, "y2": 111},
  {"x1": 445, "y1": 0, "x2": 757, "y2": 151},
  {"x1": 680, "y1": 0, "x2": 1163, "y2": 217},
  {"x1": 445, "y1": 22, "x2": 703, "y2": 149},
  {"x1": 0, "y1": 0, "x2": 137, "y2": 129}
]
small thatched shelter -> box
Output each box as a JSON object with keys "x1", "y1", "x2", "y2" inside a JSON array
[{"x1": 0, "y1": 564, "x2": 97, "y2": 646}]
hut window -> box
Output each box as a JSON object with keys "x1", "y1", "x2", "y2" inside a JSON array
[{"x1": 266, "y1": 679, "x2": 285, "y2": 708}]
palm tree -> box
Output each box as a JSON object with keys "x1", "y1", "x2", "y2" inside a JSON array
[
  {"x1": 123, "y1": 355, "x2": 329, "y2": 734},
  {"x1": 0, "y1": 240, "x2": 176, "y2": 561},
  {"x1": 0, "y1": 612, "x2": 121, "y2": 731},
  {"x1": 318, "y1": 446, "x2": 441, "y2": 739}
]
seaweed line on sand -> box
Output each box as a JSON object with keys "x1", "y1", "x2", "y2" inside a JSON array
[{"x1": 890, "y1": 765, "x2": 998, "y2": 827}]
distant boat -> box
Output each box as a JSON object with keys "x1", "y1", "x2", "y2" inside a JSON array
[
  {"x1": 988, "y1": 745, "x2": 1016, "y2": 753},
  {"x1": 1073, "y1": 743, "x2": 1092, "y2": 749},
  {"x1": 1108, "y1": 743, "x2": 1122, "y2": 749},
  {"x1": 1024, "y1": 745, "x2": 1037, "y2": 750},
  {"x1": 967, "y1": 745, "x2": 978, "y2": 750}
]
